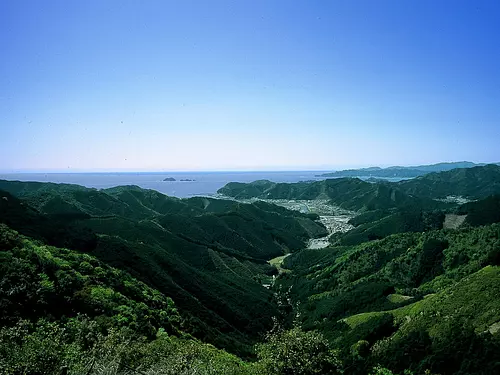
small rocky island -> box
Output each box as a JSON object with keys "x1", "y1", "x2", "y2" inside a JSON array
[{"x1": 163, "y1": 177, "x2": 196, "y2": 182}]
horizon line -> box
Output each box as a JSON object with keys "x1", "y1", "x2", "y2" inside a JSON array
[
  {"x1": 0, "y1": 169, "x2": 335, "y2": 174},
  {"x1": 1, "y1": 160, "x2": 499, "y2": 174}
]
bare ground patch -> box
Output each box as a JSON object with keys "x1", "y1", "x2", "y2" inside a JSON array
[{"x1": 443, "y1": 214, "x2": 467, "y2": 229}]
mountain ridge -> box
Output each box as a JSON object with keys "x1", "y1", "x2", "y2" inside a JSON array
[{"x1": 318, "y1": 161, "x2": 497, "y2": 178}]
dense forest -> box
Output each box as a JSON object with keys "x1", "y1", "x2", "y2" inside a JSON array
[
  {"x1": 0, "y1": 181, "x2": 327, "y2": 355},
  {"x1": 2, "y1": 164, "x2": 500, "y2": 374}
]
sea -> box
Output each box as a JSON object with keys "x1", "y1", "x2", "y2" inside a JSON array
[{"x1": 0, "y1": 171, "x2": 330, "y2": 199}]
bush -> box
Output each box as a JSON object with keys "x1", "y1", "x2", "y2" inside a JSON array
[{"x1": 256, "y1": 327, "x2": 342, "y2": 375}]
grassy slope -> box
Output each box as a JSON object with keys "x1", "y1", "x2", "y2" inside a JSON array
[
  {"x1": 339, "y1": 266, "x2": 500, "y2": 374},
  {"x1": 278, "y1": 223, "x2": 500, "y2": 373}
]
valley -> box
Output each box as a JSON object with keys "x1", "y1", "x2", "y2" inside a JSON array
[
  {"x1": 265, "y1": 199, "x2": 356, "y2": 242},
  {"x1": 219, "y1": 197, "x2": 356, "y2": 249}
]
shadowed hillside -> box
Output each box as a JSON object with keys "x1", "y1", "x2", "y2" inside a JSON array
[
  {"x1": 0, "y1": 180, "x2": 326, "y2": 354},
  {"x1": 0, "y1": 223, "x2": 266, "y2": 374},
  {"x1": 457, "y1": 194, "x2": 500, "y2": 227}
]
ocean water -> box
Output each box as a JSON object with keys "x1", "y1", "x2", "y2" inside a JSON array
[{"x1": 0, "y1": 171, "x2": 329, "y2": 198}]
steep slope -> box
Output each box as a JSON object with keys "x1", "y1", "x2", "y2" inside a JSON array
[
  {"x1": 342, "y1": 266, "x2": 500, "y2": 375},
  {"x1": 4, "y1": 171, "x2": 500, "y2": 374},
  {"x1": 0, "y1": 224, "x2": 260, "y2": 375},
  {"x1": 0, "y1": 223, "x2": 182, "y2": 336},
  {"x1": 277, "y1": 223, "x2": 500, "y2": 374},
  {"x1": 371, "y1": 266, "x2": 500, "y2": 374},
  {"x1": 335, "y1": 209, "x2": 444, "y2": 246},
  {"x1": 0, "y1": 190, "x2": 98, "y2": 251}
]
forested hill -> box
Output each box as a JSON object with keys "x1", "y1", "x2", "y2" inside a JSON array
[
  {"x1": 0, "y1": 223, "x2": 271, "y2": 374},
  {"x1": 396, "y1": 164, "x2": 500, "y2": 199},
  {"x1": 219, "y1": 164, "x2": 500, "y2": 205},
  {"x1": 218, "y1": 178, "x2": 443, "y2": 212},
  {"x1": 0, "y1": 180, "x2": 326, "y2": 354},
  {"x1": 278, "y1": 223, "x2": 500, "y2": 374},
  {"x1": 218, "y1": 165, "x2": 500, "y2": 248}
]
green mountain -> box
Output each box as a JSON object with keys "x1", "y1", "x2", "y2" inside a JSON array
[
  {"x1": 218, "y1": 178, "x2": 442, "y2": 212},
  {"x1": 279, "y1": 223, "x2": 500, "y2": 374},
  {"x1": 335, "y1": 209, "x2": 445, "y2": 246},
  {"x1": 0, "y1": 222, "x2": 346, "y2": 375},
  {"x1": 0, "y1": 180, "x2": 326, "y2": 354},
  {"x1": 0, "y1": 223, "x2": 265, "y2": 374},
  {"x1": 0, "y1": 223, "x2": 182, "y2": 337},
  {"x1": 219, "y1": 164, "x2": 500, "y2": 246},
  {"x1": 396, "y1": 164, "x2": 500, "y2": 199},
  {"x1": 318, "y1": 161, "x2": 489, "y2": 178},
  {"x1": 220, "y1": 165, "x2": 500, "y2": 205},
  {"x1": 218, "y1": 178, "x2": 452, "y2": 246}
]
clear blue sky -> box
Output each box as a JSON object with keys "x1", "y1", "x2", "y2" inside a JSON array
[{"x1": 1, "y1": 0, "x2": 499, "y2": 172}]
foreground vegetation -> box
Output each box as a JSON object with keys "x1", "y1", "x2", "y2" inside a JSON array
[
  {"x1": 0, "y1": 224, "x2": 344, "y2": 374},
  {"x1": 278, "y1": 223, "x2": 500, "y2": 374}
]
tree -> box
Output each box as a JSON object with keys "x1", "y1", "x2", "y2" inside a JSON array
[{"x1": 256, "y1": 327, "x2": 343, "y2": 375}]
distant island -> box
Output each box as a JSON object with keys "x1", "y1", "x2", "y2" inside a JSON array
[
  {"x1": 317, "y1": 161, "x2": 497, "y2": 178},
  {"x1": 163, "y1": 177, "x2": 195, "y2": 182}
]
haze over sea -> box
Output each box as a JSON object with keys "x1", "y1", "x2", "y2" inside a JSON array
[{"x1": 0, "y1": 171, "x2": 330, "y2": 198}]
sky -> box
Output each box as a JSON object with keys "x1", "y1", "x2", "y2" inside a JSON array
[{"x1": 1, "y1": 0, "x2": 499, "y2": 172}]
